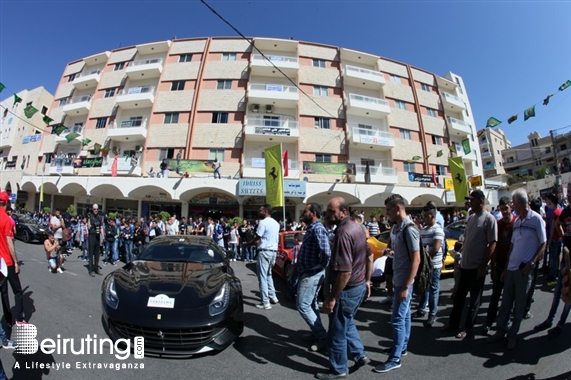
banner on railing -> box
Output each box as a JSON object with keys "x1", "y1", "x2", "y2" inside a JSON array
[
  {"x1": 166, "y1": 159, "x2": 215, "y2": 173},
  {"x1": 302, "y1": 161, "x2": 356, "y2": 176},
  {"x1": 73, "y1": 157, "x2": 103, "y2": 168},
  {"x1": 408, "y1": 173, "x2": 433, "y2": 183}
]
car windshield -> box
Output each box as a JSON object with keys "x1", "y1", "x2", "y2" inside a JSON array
[
  {"x1": 444, "y1": 223, "x2": 465, "y2": 240},
  {"x1": 283, "y1": 234, "x2": 296, "y2": 249},
  {"x1": 138, "y1": 238, "x2": 224, "y2": 263},
  {"x1": 375, "y1": 231, "x2": 390, "y2": 244},
  {"x1": 15, "y1": 214, "x2": 36, "y2": 224}
]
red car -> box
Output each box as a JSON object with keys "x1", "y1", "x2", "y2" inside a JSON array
[{"x1": 272, "y1": 231, "x2": 304, "y2": 283}]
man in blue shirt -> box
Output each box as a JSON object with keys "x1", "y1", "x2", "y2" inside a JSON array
[{"x1": 296, "y1": 203, "x2": 331, "y2": 352}]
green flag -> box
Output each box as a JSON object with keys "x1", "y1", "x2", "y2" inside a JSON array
[
  {"x1": 23, "y1": 105, "x2": 38, "y2": 119},
  {"x1": 559, "y1": 80, "x2": 571, "y2": 92},
  {"x1": 0, "y1": 83, "x2": 5, "y2": 93},
  {"x1": 53, "y1": 125, "x2": 66, "y2": 136},
  {"x1": 524, "y1": 105, "x2": 535, "y2": 121},
  {"x1": 449, "y1": 157, "x2": 468, "y2": 203},
  {"x1": 412, "y1": 155, "x2": 422, "y2": 161},
  {"x1": 100, "y1": 147, "x2": 110, "y2": 156},
  {"x1": 486, "y1": 117, "x2": 501, "y2": 128},
  {"x1": 82, "y1": 138, "x2": 92, "y2": 146},
  {"x1": 42, "y1": 115, "x2": 54, "y2": 125},
  {"x1": 449, "y1": 144, "x2": 457, "y2": 153},
  {"x1": 507, "y1": 114, "x2": 518, "y2": 124},
  {"x1": 93, "y1": 143, "x2": 102, "y2": 155},
  {"x1": 437, "y1": 150, "x2": 443, "y2": 158},
  {"x1": 543, "y1": 94, "x2": 553, "y2": 105},
  {"x1": 65, "y1": 132, "x2": 80, "y2": 143},
  {"x1": 13, "y1": 94, "x2": 22, "y2": 105},
  {"x1": 462, "y1": 139, "x2": 471, "y2": 154}
]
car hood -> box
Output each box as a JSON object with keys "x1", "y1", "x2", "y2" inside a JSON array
[
  {"x1": 20, "y1": 223, "x2": 46, "y2": 232},
  {"x1": 112, "y1": 260, "x2": 227, "y2": 310}
]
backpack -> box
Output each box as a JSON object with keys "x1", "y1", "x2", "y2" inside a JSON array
[{"x1": 403, "y1": 223, "x2": 434, "y2": 296}]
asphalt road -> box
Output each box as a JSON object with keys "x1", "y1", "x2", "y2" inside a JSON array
[{"x1": 0, "y1": 241, "x2": 570, "y2": 380}]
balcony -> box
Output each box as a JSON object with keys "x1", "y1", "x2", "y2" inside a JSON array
[
  {"x1": 346, "y1": 93, "x2": 391, "y2": 118},
  {"x1": 355, "y1": 165, "x2": 398, "y2": 184},
  {"x1": 49, "y1": 159, "x2": 76, "y2": 175},
  {"x1": 248, "y1": 83, "x2": 299, "y2": 108},
  {"x1": 244, "y1": 117, "x2": 299, "y2": 142},
  {"x1": 62, "y1": 95, "x2": 92, "y2": 116},
  {"x1": 348, "y1": 126, "x2": 395, "y2": 150},
  {"x1": 54, "y1": 125, "x2": 83, "y2": 144},
  {"x1": 126, "y1": 58, "x2": 163, "y2": 79},
  {"x1": 343, "y1": 65, "x2": 386, "y2": 89},
  {"x1": 116, "y1": 86, "x2": 155, "y2": 109},
  {"x1": 481, "y1": 151, "x2": 492, "y2": 159},
  {"x1": 100, "y1": 156, "x2": 143, "y2": 176},
  {"x1": 251, "y1": 54, "x2": 298, "y2": 76},
  {"x1": 441, "y1": 92, "x2": 466, "y2": 111},
  {"x1": 72, "y1": 70, "x2": 101, "y2": 89},
  {"x1": 483, "y1": 162, "x2": 496, "y2": 170},
  {"x1": 242, "y1": 159, "x2": 300, "y2": 179},
  {"x1": 448, "y1": 117, "x2": 471, "y2": 137},
  {"x1": 107, "y1": 118, "x2": 148, "y2": 141},
  {"x1": 479, "y1": 139, "x2": 489, "y2": 148}
]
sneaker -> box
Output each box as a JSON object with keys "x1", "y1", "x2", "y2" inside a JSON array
[
  {"x1": 412, "y1": 310, "x2": 426, "y2": 318},
  {"x1": 103, "y1": 261, "x2": 108, "y2": 266},
  {"x1": 424, "y1": 315, "x2": 436, "y2": 328},
  {"x1": 352, "y1": 356, "x2": 371, "y2": 371},
  {"x1": 57, "y1": 268, "x2": 64, "y2": 274},
  {"x1": 314, "y1": 372, "x2": 347, "y2": 380},
  {"x1": 255, "y1": 304, "x2": 272, "y2": 310},
  {"x1": 2, "y1": 340, "x2": 18, "y2": 349},
  {"x1": 112, "y1": 261, "x2": 117, "y2": 266},
  {"x1": 482, "y1": 326, "x2": 491, "y2": 336},
  {"x1": 487, "y1": 332, "x2": 505, "y2": 343},
  {"x1": 382, "y1": 347, "x2": 407, "y2": 357},
  {"x1": 15, "y1": 320, "x2": 28, "y2": 326},
  {"x1": 523, "y1": 312, "x2": 533, "y2": 320},
  {"x1": 379, "y1": 296, "x2": 393, "y2": 305},
  {"x1": 310, "y1": 338, "x2": 326, "y2": 352},
  {"x1": 270, "y1": 297, "x2": 279, "y2": 305},
  {"x1": 534, "y1": 321, "x2": 553, "y2": 331},
  {"x1": 507, "y1": 337, "x2": 517, "y2": 350},
  {"x1": 547, "y1": 280, "x2": 558, "y2": 287},
  {"x1": 373, "y1": 360, "x2": 401, "y2": 373}
]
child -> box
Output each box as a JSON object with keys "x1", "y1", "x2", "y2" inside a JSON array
[{"x1": 288, "y1": 233, "x2": 303, "y2": 300}]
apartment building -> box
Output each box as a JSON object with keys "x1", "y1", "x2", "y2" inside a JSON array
[
  {"x1": 0, "y1": 87, "x2": 54, "y2": 206},
  {"x1": 20, "y1": 37, "x2": 481, "y2": 219},
  {"x1": 477, "y1": 127, "x2": 511, "y2": 178}
]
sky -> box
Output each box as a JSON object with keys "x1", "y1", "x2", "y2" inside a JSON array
[{"x1": 0, "y1": 0, "x2": 569, "y2": 147}]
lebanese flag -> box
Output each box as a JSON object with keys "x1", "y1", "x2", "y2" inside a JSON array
[
  {"x1": 283, "y1": 150, "x2": 288, "y2": 177},
  {"x1": 111, "y1": 155, "x2": 118, "y2": 177},
  {"x1": 432, "y1": 167, "x2": 437, "y2": 187}
]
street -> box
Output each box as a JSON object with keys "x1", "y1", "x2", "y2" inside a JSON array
[{"x1": 0, "y1": 241, "x2": 570, "y2": 380}]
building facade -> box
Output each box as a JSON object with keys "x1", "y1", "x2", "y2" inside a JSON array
[
  {"x1": 20, "y1": 37, "x2": 482, "y2": 219},
  {"x1": 477, "y1": 127, "x2": 511, "y2": 179}
]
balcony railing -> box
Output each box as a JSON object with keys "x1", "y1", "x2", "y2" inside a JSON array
[
  {"x1": 51, "y1": 158, "x2": 74, "y2": 167},
  {"x1": 447, "y1": 117, "x2": 469, "y2": 127},
  {"x1": 244, "y1": 159, "x2": 300, "y2": 170},
  {"x1": 349, "y1": 93, "x2": 389, "y2": 107},
  {"x1": 443, "y1": 92, "x2": 463, "y2": 103},
  {"x1": 351, "y1": 126, "x2": 393, "y2": 139},
  {"x1": 355, "y1": 164, "x2": 397, "y2": 177},
  {"x1": 117, "y1": 86, "x2": 155, "y2": 96},
  {"x1": 113, "y1": 118, "x2": 148, "y2": 129},
  {"x1": 345, "y1": 65, "x2": 384, "y2": 78},
  {"x1": 250, "y1": 83, "x2": 298, "y2": 94},
  {"x1": 60, "y1": 125, "x2": 84, "y2": 135},
  {"x1": 483, "y1": 163, "x2": 496, "y2": 169},
  {"x1": 68, "y1": 94, "x2": 92, "y2": 104},
  {"x1": 252, "y1": 54, "x2": 298, "y2": 64},
  {"x1": 75, "y1": 69, "x2": 101, "y2": 78},
  {"x1": 131, "y1": 58, "x2": 163, "y2": 66},
  {"x1": 248, "y1": 117, "x2": 298, "y2": 130}
]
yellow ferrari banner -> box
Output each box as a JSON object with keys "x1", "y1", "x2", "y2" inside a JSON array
[
  {"x1": 444, "y1": 178, "x2": 454, "y2": 191},
  {"x1": 264, "y1": 144, "x2": 283, "y2": 207},
  {"x1": 449, "y1": 157, "x2": 468, "y2": 203},
  {"x1": 470, "y1": 175, "x2": 482, "y2": 187}
]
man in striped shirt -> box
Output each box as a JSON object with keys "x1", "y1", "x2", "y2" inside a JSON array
[{"x1": 367, "y1": 216, "x2": 380, "y2": 236}]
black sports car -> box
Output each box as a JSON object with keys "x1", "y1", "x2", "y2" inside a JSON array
[
  {"x1": 12, "y1": 213, "x2": 49, "y2": 243},
  {"x1": 101, "y1": 235, "x2": 244, "y2": 357}
]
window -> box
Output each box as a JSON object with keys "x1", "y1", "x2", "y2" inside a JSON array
[
  {"x1": 67, "y1": 74, "x2": 76, "y2": 82},
  {"x1": 315, "y1": 154, "x2": 332, "y2": 163},
  {"x1": 403, "y1": 162, "x2": 415, "y2": 172},
  {"x1": 263, "y1": 115, "x2": 280, "y2": 127},
  {"x1": 432, "y1": 135, "x2": 443, "y2": 145},
  {"x1": 312, "y1": 59, "x2": 326, "y2": 68},
  {"x1": 313, "y1": 86, "x2": 329, "y2": 96},
  {"x1": 164, "y1": 113, "x2": 179, "y2": 124},
  {"x1": 399, "y1": 129, "x2": 411, "y2": 140},
  {"x1": 114, "y1": 62, "x2": 125, "y2": 71},
  {"x1": 437, "y1": 165, "x2": 446, "y2": 176},
  {"x1": 159, "y1": 148, "x2": 175, "y2": 160},
  {"x1": 170, "y1": 81, "x2": 185, "y2": 91},
  {"x1": 357, "y1": 124, "x2": 372, "y2": 131},
  {"x1": 179, "y1": 54, "x2": 192, "y2": 63},
  {"x1": 421, "y1": 83, "x2": 431, "y2": 92},
  {"x1": 314, "y1": 117, "x2": 331, "y2": 129},
  {"x1": 395, "y1": 100, "x2": 407, "y2": 110},
  {"x1": 561, "y1": 144, "x2": 567, "y2": 151},
  {"x1": 209, "y1": 148, "x2": 224, "y2": 161},
  {"x1": 104, "y1": 88, "x2": 115, "y2": 98},
  {"x1": 212, "y1": 112, "x2": 229, "y2": 123},
  {"x1": 455, "y1": 77, "x2": 463, "y2": 94},
  {"x1": 465, "y1": 105, "x2": 469, "y2": 116},
  {"x1": 59, "y1": 99, "x2": 68, "y2": 107},
  {"x1": 41, "y1": 106, "x2": 48, "y2": 115},
  {"x1": 361, "y1": 158, "x2": 374, "y2": 167},
  {"x1": 95, "y1": 118, "x2": 107, "y2": 129},
  {"x1": 216, "y1": 80, "x2": 232, "y2": 90},
  {"x1": 26, "y1": 101, "x2": 32, "y2": 107},
  {"x1": 427, "y1": 108, "x2": 437, "y2": 117},
  {"x1": 221, "y1": 53, "x2": 237, "y2": 61},
  {"x1": 390, "y1": 75, "x2": 401, "y2": 84}
]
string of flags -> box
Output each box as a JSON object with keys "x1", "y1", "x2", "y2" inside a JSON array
[{"x1": 485, "y1": 79, "x2": 571, "y2": 128}]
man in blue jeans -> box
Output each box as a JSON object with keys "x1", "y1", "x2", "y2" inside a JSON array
[
  {"x1": 296, "y1": 203, "x2": 330, "y2": 352},
  {"x1": 315, "y1": 197, "x2": 372, "y2": 380},
  {"x1": 374, "y1": 194, "x2": 420, "y2": 373}
]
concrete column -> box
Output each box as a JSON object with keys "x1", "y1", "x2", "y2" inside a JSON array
[
  {"x1": 181, "y1": 201, "x2": 189, "y2": 218},
  {"x1": 138, "y1": 199, "x2": 143, "y2": 218}
]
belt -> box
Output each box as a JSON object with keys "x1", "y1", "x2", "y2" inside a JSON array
[{"x1": 259, "y1": 249, "x2": 277, "y2": 252}]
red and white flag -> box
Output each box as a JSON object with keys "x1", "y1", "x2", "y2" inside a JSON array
[
  {"x1": 283, "y1": 150, "x2": 288, "y2": 177},
  {"x1": 111, "y1": 155, "x2": 118, "y2": 177},
  {"x1": 432, "y1": 167, "x2": 437, "y2": 187}
]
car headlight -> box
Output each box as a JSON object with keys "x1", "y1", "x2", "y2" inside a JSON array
[
  {"x1": 209, "y1": 283, "x2": 229, "y2": 316},
  {"x1": 105, "y1": 277, "x2": 119, "y2": 310}
]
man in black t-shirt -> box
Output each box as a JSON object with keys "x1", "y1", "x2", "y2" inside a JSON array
[{"x1": 238, "y1": 219, "x2": 249, "y2": 260}]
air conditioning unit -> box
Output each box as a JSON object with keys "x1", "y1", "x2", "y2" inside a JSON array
[
  {"x1": 266, "y1": 105, "x2": 274, "y2": 113},
  {"x1": 135, "y1": 145, "x2": 143, "y2": 152},
  {"x1": 250, "y1": 104, "x2": 260, "y2": 113}
]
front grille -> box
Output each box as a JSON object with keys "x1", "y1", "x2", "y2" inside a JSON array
[{"x1": 109, "y1": 319, "x2": 224, "y2": 350}]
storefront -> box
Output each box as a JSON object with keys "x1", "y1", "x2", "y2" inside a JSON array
[
  {"x1": 187, "y1": 192, "x2": 239, "y2": 220},
  {"x1": 238, "y1": 179, "x2": 306, "y2": 222}
]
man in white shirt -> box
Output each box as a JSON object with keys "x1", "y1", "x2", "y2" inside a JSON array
[
  {"x1": 246, "y1": 204, "x2": 280, "y2": 310},
  {"x1": 50, "y1": 209, "x2": 64, "y2": 244}
]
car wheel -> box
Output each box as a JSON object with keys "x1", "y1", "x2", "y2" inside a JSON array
[
  {"x1": 284, "y1": 261, "x2": 293, "y2": 290},
  {"x1": 22, "y1": 231, "x2": 30, "y2": 244}
]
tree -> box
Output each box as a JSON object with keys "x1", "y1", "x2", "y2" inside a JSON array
[
  {"x1": 66, "y1": 205, "x2": 77, "y2": 217},
  {"x1": 159, "y1": 211, "x2": 170, "y2": 221},
  {"x1": 43, "y1": 207, "x2": 51, "y2": 214}
]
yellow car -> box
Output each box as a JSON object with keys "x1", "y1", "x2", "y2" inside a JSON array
[{"x1": 367, "y1": 231, "x2": 455, "y2": 275}]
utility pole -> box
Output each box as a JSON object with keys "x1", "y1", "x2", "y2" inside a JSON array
[{"x1": 550, "y1": 129, "x2": 560, "y2": 175}]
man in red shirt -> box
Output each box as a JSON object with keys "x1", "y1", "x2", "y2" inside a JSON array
[
  {"x1": 546, "y1": 193, "x2": 563, "y2": 284},
  {"x1": 0, "y1": 192, "x2": 25, "y2": 325}
]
